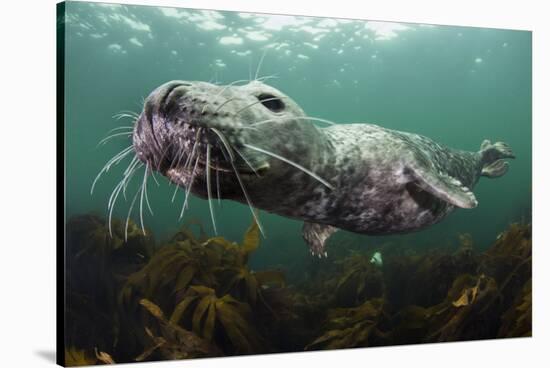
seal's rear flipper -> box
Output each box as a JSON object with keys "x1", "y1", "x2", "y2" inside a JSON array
[
  {"x1": 406, "y1": 165, "x2": 478, "y2": 209},
  {"x1": 482, "y1": 159, "x2": 509, "y2": 178},
  {"x1": 302, "y1": 222, "x2": 338, "y2": 258},
  {"x1": 480, "y1": 140, "x2": 515, "y2": 178}
]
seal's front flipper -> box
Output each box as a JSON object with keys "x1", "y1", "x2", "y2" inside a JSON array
[
  {"x1": 302, "y1": 222, "x2": 338, "y2": 258},
  {"x1": 406, "y1": 166, "x2": 478, "y2": 209}
]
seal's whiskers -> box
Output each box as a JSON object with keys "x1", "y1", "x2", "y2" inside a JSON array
[
  {"x1": 97, "y1": 131, "x2": 133, "y2": 147},
  {"x1": 172, "y1": 135, "x2": 200, "y2": 204},
  {"x1": 123, "y1": 155, "x2": 140, "y2": 176},
  {"x1": 93, "y1": 108, "x2": 147, "y2": 239},
  {"x1": 249, "y1": 116, "x2": 336, "y2": 128},
  {"x1": 214, "y1": 96, "x2": 240, "y2": 114},
  {"x1": 233, "y1": 145, "x2": 260, "y2": 177},
  {"x1": 169, "y1": 137, "x2": 186, "y2": 171},
  {"x1": 184, "y1": 129, "x2": 202, "y2": 169},
  {"x1": 228, "y1": 154, "x2": 266, "y2": 238},
  {"x1": 108, "y1": 160, "x2": 143, "y2": 236},
  {"x1": 113, "y1": 114, "x2": 137, "y2": 122},
  {"x1": 116, "y1": 109, "x2": 140, "y2": 118},
  {"x1": 144, "y1": 177, "x2": 153, "y2": 216},
  {"x1": 204, "y1": 78, "x2": 259, "y2": 117},
  {"x1": 179, "y1": 155, "x2": 200, "y2": 220},
  {"x1": 150, "y1": 170, "x2": 160, "y2": 187},
  {"x1": 215, "y1": 79, "x2": 250, "y2": 98},
  {"x1": 91, "y1": 145, "x2": 134, "y2": 195},
  {"x1": 254, "y1": 47, "x2": 269, "y2": 81},
  {"x1": 171, "y1": 182, "x2": 180, "y2": 203},
  {"x1": 138, "y1": 163, "x2": 150, "y2": 235},
  {"x1": 156, "y1": 140, "x2": 176, "y2": 171},
  {"x1": 113, "y1": 111, "x2": 139, "y2": 121},
  {"x1": 213, "y1": 76, "x2": 279, "y2": 115},
  {"x1": 124, "y1": 186, "x2": 140, "y2": 241},
  {"x1": 122, "y1": 156, "x2": 141, "y2": 199},
  {"x1": 243, "y1": 143, "x2": 334, "y2": 190},
  {"x1": 105, "y1": 126, "x2": 134, "y2": 134},
  {"x1": 212, "y1": 129, "x2": 266, "y2": 237},
  {"x1": 210, "y1": 128, "x2": 235, "y2": 162},
  {"x1": 216, "y1": 166, "x2": 221, "y2": 205},
  {"x1": 121, "y1": 160, "x2": 150, "y2": 240},
  {"x1": 108, "y1": 158, "x2": 135, "y2": 206},
  {"x1": 170, "y1": 145, "x2": 185, "y2": 202},
  {"x1": 256, "y1": 74, "x2": 279, "y2": 83},
  {"x1": 206, "y1": 144, "x2": 217, "y2": 235}
]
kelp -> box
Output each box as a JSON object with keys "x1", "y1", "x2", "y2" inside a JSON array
[
  {"x1": 308, "y1": 273, "x2": 501, "y2": 348},
  {"x1": 135, "y1": 298, "x2": 219, "y2": 360},
  {"x1": 64, "y1": 214, "x2": 531, "y2": 364},
  {"x1": 169, "y1": 286, "x2": 264, "y2": 353},
  {"x1": 116, "y1": 219, "x2": 283, "y2": 358},
  {"x1": 498, "y1": 278, "x2": 532, "y2": 338},
  {"x1": 481, "y1": 223, "x2": 532, "y2": 304},
  {"x1": 120, "y1": 220, "x2": 265, "y2": 310},
  {"x1": 427, "y1": 273, "x2": 500, "y2": 342},
  {"x1": 333, "y1": 252, "x2": 384, "y2": 307},
  {"x1": 390, "y1": 224, "x2": 531, "y2": 343},
  {"x1": 306, "y1": 222, "x2": 531, "y2": 348},
  {"x1": 383, "y1": 246, "x2": 479, "y2": 309},
  {"x1": 64, "y1": 347, "x2": 116, "y2": 366},
  {"x1": 64, "y1": 348, "x2": 97, "y2": 367},
  {"x1": 305, "y1": 298, "x2": 390, "y2": 350},
  {"x1": 65, "y1": 214, "x2": 153, "y2": 357}
]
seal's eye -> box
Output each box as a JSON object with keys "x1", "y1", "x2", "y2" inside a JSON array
[{"x1": 257, "y1": 93, "x2": 285, "y2": 113}]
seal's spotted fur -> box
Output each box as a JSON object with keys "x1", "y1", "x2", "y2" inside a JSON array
[{"x1": 133, "y1": 80, "x2": 515, "y2": 257}]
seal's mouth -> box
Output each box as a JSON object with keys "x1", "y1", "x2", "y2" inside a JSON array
[
  {"x1": 163, "y1": 123, "x2": 270, "y2": 178},
  {"x1": 188, "y1": 157, "x2": 270, "y2": 177}
]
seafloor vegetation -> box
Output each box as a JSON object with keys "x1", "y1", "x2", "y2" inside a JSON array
[{"x1": 64, "y1": 214, "x2": 532, "y2": 366}]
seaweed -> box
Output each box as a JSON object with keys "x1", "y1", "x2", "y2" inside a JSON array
[
  {"x1": 305, "y1": 298, "x2": 390, "y2": 350},
  {"x1": 120, "y1": 220, "x2": 263, "y2": 307},
  {"x1": 383, "y1": 244, "x2": 479, "y2": 309},
  {"x1": 64, "y1": 348, "x2": 97, "y2": 367},
  {"x1": 333, "y1": 252, "x2": 384, "y2": 307},
  {"x1": 64, "y1": 214, "x2": 531, "y2": 364},
  {"x1": 169, "y1": 286, "x2": 263, "y2": 353},
  {"x1": 65, "y1": 214, "x2": 153, "y2": 358},
  {"x1": 481, "y1": 223, "x2": 532, "y2": 303},
  {"x1": 135, "y1": 298, "x2": 219, "y2": 360},
  {"x1": 498, "y1": 278, "x2": 532, "y2": 337},
  {"x1": 427, "y1": 273, "x2": 500, "y2": 342},
  {"x1": 306, "y1": 222, "x2": 531, "y2": 348},
  {"x1": 116, "y1": 219, "x2": 284, "y2": 357}
]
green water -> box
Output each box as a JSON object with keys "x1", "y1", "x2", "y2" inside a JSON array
[{"x1": 63, "y1": 1, "x2": 531, "y2": 275}]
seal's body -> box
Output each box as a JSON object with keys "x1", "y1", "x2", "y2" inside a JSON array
[{"x1": 132, "y1": 80, "x2": 515, "y2": 256}]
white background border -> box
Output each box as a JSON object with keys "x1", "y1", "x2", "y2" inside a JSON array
[{"x1": 1, "y1": 0, "x2": 547, "y2": 367}]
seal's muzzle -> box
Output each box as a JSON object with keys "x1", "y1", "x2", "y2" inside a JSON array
[{"x1": 133, "y1": 81, "x2": 269, "y2": 178}]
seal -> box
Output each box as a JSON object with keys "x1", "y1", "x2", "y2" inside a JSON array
[{"x1": 131, "y1": 80, "x2": 515, "y2": 256}]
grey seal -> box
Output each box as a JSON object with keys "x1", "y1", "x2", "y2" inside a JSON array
[{"x1": 131, "y1": 80, "x2": 515, "y2": 256}]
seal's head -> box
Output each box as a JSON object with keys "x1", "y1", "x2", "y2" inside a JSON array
[{"x1": 132, "y1": 80, "x2": 328, "y2": 207}]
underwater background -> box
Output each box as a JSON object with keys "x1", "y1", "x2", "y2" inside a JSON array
[{"x1": 60, "y1": 1, "x2": 532, "y2": 365}]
